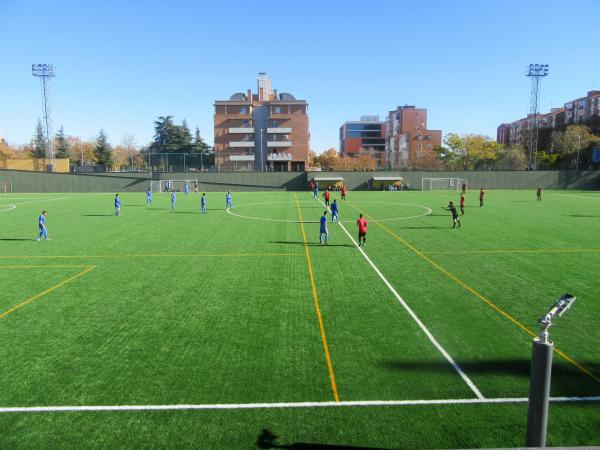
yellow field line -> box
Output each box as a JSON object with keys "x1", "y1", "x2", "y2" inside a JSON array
[
  {"x1": 294, "y1": 192, "x2": 340, "y2": 402},
  {"x1": 0, "y1": 266, "x2": 96, "y2": 320},
  {"x1": 0, "y1": 253, "x2": 302, "y2": 260},
  {"x1": 423, "y1": 249, "x2": 600, "y2": 255},
  {"x1": 0, "y1": 265, "x2": 92, "y2": 269},
  {"x1": 346, "y1": 201, "x2": 600, "y2": 385}
]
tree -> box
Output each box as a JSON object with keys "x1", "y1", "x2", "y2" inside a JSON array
[
  {"x1": 442, "y1": 133, "x2": 502, "y2": 170},
  {"x1": 0, "y1": 138, "x2": 14, "y2": 158},
  {"x1": 317, "y1": 148, "x2": 339, "y2": 170},
  {"x1": 94, "y1": 129, "x2": 113, "y2": 169},
  {"x1": 30, "y1": 119, "x2": 47, "y2": 158},
  {"x1": 177, "y1": 119, "x2": 194, "y2": 153},
  {"x1": 54, "y1": 126, "x2": 70, "y2": 159},
  {"x1": 495, "y1": 145, "x2": 528, "y2": 170},
  {"x1": 192, "y1": 127, "x2": 209, "y2": 154},
  {"x1": 308, "y1": 150, "x2": 320, "y2": 168},
  {"x1": 150, "y1": 116, "x2": 177, "y2": 153},
  {"x1": 552, "y1": 124, "x2": 600, "y2": 169}
]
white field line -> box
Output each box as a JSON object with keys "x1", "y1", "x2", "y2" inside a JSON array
[
  {"x1": 1, "y1": 396, "x2": 599, "y2": 413},
  {"x1": 557, "y1": 194, "x2": 600, "y2": 200},
  {"x1": 316, "y1": 197, "x2": 485, "y2": 400},
  {"x1": 0, "y1": 205, "x2": 16, "y2": 212}
]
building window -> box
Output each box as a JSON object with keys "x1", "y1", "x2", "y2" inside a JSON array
[
  {"x1": 272, "y1": 120, "x2": 278, "y2": 127},
  {"x1": 240, "y1": 107, "x2": 247, "y2": 114},
  {"x1": 274, "y1": 106, "x2": 281, "y2": 114}
]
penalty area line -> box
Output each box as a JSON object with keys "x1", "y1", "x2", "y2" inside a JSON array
[
  {"x1": 1, "y1": 396, "x2": 599, "y2": 413},
  {"x1": 315, "y1": 198, "x2": 484, "y2": 400}
]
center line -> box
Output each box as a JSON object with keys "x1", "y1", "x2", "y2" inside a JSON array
[{"x1": 294, "y1": 193, "x2": 340, "y2": 402}]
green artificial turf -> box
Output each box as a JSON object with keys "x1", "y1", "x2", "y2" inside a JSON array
[{"x1": 0, "y1": 189, "x2": 599, "y2": 449}]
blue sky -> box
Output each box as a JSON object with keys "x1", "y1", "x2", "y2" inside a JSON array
[{"x1": 1, "y1": 0, "x2": 599, "y2": 152}]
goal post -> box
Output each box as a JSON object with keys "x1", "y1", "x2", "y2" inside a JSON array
[
  {"x1": 150, "y1": 179, "x2": 198, "y2": 193},
  {"x1": 421, "y1": 177, "x2": 466, "y2": 191}
]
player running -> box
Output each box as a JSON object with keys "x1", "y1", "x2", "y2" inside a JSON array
[
  {"x1": 114, "y1": 193, "x2": 121, "y2": 216},
  {"x1": 460, "y1": 192, "x2": 465, "y2": 216},
  {"x1": 443, "y1": 201, "x2": 461, "y2": 228},
  {"x1": 330, "y1": 199, "x2": 339, "y2": 222},
  {"x1": 226, "y1": 191, "x2": 233, "y2": 210},
  {"x1": 537, "y1": 186, "x2": 542, "y2": 203},
  {"x1": 341, "y1": 185, "x2": 347, "y2": 201},
  {"x1": 323, "y1": 189, "x2": 331, "y2": 207},
  {"x1": 146, "y1": 188, "x2": 153, "y2": 207},
  {"x1": 184, "y1": 183, "x2": 189, "y2": 197},
  {"x1": 201, "y1": 193, "x2": 207, "y2": 213},
  {"x1": 357, "y1": 213, "x2": 368, "y2": 246},
  {"x1": 171, "y1": 190, "x2": 177, "y2": 209},
  {"x1": 479, "y1": 188, "x2": 484, "y2": 207},
  {"x1": 319, "y1": 210, "x2": 328, "y2": 244},
  {"x1": 37, "y1": 211, "x2": 49, "y2": 241}
]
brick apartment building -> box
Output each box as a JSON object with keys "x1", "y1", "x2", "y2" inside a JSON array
[
  {"x1": 214, "y1": 73, "x2": 309, "y2": 171},
  {"x1": 497, "y1": 90, "x2": 600, "y2": 147},
  {"x1": 339, "y1": 116, "x2": 386, "y2": 167},
  {"x1": 385, "y1": 105, "x2": 442, "y2": 170}
]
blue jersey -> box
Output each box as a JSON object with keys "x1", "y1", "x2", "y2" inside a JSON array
[
  {"x1": 201, "y1": 196, "x2": 206, "y2": 206},
  {"x1": 320, "y1": 215, "x2": 328, "y2": 232},
  {"x1": 171, "y1": 192, "x2": 176, "y2": 202},
  {"x1": 184, "y1": 185, "x2": 189, "y2": 193},
  {"x1": 226, "y1": 193, "x2": 231, "y2": 201},
  {"x1": 146, "y1": 190, "x2": 152, "y2": 198},
  {"x1": 38, "y1": 215, "x2": 45, "y2": 227},
  {"x1": 114, "y1": 197, "x2": 121, "y2": 208},
  {"x1": 331, "y1": 203, "x2": 338, "y2": 213}
]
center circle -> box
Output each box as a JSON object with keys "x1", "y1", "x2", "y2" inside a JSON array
[{"x1": 226, "y1": 201, "x2": 431, "y2": 223}]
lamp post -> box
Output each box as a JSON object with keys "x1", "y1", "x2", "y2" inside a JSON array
[
  {"x1": 526, "y1": 293, "x2": 576, "y2": 447},
  {"x1": 576, "y1": 133, "x2": 581, "y2": 172}
]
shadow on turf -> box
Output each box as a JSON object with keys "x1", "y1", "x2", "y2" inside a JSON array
[
  {"x1": 81, "y1": 214, "x2": 114, "y2": 217},
  {"x1": 569, "y1": 214, "x2": 600, "y2": 218},
  {"x1": 270, "y1": 240, "x2": 355, "y2": 248},
  {"x1": 0, "y1": 238, "x2": 34, "y2": 241},
  {"x1": 382, "y1": 359, "x2": 600, "y2": 396},
  {"x1": 257, "y1": 429, "x2": 387, "y2": 450}
]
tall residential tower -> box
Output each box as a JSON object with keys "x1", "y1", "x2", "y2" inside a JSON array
[{"x1": 214, "y1": 73, "x2": 309, "y2": 171}]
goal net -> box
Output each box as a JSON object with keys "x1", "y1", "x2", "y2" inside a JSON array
[
  {"x1": 150, "y1": 180, "x2": 199, "y2": 193},
  {"x1": 421, "y1": 177, "x2": 466, "y2": 191}
]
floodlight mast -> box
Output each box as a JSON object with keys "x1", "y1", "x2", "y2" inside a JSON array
[
  {"x1": 526, "y1": 293, "x2": 576, "y2": 448},
  {"x1": 525, "y1": 64, "x2": 549, "y2": 170},
  {"x1": 32, "y1": 64, "x2": 56, "y2": 171}
]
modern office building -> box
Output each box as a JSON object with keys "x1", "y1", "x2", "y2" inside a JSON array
[
  {"x1": 384, "y1": 105, "x2": 442, "y2": 170},
  {"x1": 214, "y1": 73, "x2": 309, "y2": 171},
  {"x1": 339, "y1": 116, "x2": 386, "y2": 167},
  {"x1": 497, "y1": 90, "x2": 600, "y2": 147}
]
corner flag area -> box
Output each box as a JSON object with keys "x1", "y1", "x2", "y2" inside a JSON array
[{"x1": 1, "y1": 190, "x2": 599, "y2": 448}]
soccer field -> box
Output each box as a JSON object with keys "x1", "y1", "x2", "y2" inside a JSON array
[{"x1": 1, "y1": 189, "x2": 599, "y2": 449}]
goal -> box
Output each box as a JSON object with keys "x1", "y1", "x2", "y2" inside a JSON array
[
  {"x1": 421, "y1": 177, "x2": 466, "y2": 191},
  {"x1": 150, "y1": 179, "x2": 198, "y2": 193}
]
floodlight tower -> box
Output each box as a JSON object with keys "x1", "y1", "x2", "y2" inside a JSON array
[
  {"x1": 32, "y1": 64, "x2": 56, "y2": 171},
  {"x1": 525, "y1": 64, "x2": 549, "y2": 170}
]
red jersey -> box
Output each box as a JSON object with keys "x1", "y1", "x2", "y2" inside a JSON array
[
  {"x1": 341, "y1": 187, "x2": 347, "y2": 195},
  {"x1": 460, "y1": 195, "x2": 465, "y2": 206},
  {"x1": 357, "y1": 217, "x2": 368, "y2": 233},
  {"x1": 479, "y1": 190, "x2": 484, "y2": 200},
  {"x1": 324, "y1": 191, "x2": 331, "y2": 200}
]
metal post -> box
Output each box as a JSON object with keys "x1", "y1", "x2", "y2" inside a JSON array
[{"x1": 526, "y1": 338, "x2": 554, "y2": 447}]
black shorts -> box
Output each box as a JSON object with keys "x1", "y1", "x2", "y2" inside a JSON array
[
  {"x1": 452, "y1": 214, "x2": 459, "y2": 220},
  {"x1": 358, "y1": 231, "x2": 366, "y2": 238}
]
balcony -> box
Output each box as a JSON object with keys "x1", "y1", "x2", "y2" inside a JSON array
[
  {"x1": 228, "y1": 128, "x2": 255, "y2": 133},
  {"x1": 268, "y1": 152, "x2": 292, "y2": 161},
  {"x1": 267, "y1": 127, "x2": 292, "y2": 133},
  {"x1": 230, "y1": 141, "x2": 255, "y2": 148},
  {"x1": 267, "y1": 141, "x2": 292, "y2": 147},
  {"x1": 230, "y1": 155, "x2": 255, "y2": 161}
]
